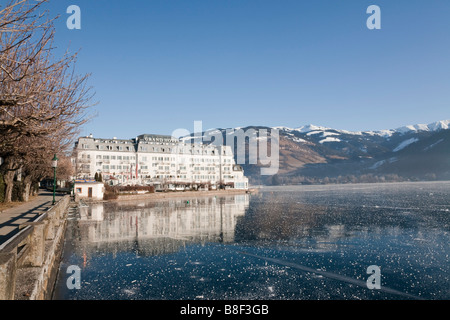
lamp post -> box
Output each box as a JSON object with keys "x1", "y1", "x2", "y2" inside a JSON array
[{"x1": 52, "y1": 154, "x2": 58, "y2": 205}]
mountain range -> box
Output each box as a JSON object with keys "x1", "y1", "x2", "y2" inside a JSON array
[{"x1": 187, "y1": 120, "x2": 450, "y2": 185}]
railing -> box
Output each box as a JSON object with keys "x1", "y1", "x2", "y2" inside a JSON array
[{"x1": 0, "y1": 195, "x2": 70, "y2": 300}]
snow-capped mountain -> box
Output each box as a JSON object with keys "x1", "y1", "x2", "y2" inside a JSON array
[
  {"x1": 267, "y1": 119, "x2": 450, "y2": 184},
  {"x1": 280, "y1": 120, "x2": 450, "y2": 137},
  {"x1": 189, "y1": 119, "x2": 450, "y2": 184},
  {"x1": 278, "y1": 119, "x2": 450, "y2": 152}
]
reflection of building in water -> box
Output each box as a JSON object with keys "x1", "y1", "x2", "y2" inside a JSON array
[{"x1": 76, "y1": 195, "x2": 249, "y2": 256}]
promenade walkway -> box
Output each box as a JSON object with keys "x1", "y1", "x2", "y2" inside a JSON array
[{"x1": 0, "y1": 191, "x2": 64, "y2": 247}]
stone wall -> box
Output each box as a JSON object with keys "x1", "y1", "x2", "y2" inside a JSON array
[{"x1": 0, "y1": 195, "x2": 70, "y2": 300}]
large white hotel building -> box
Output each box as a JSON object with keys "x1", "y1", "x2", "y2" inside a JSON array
[{"x1": 73, "y1": 133, "x2": 249, "y2": 190}]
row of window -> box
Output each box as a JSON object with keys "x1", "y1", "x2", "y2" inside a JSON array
[
  {"x1": 89, "y1": 145, "x2": 221, "y2": 154},
  {"x1": 81, "y1": 139, "x2": 233, "y2": 156},
  {"x1": 193, "y1": 175, "x2": 219, "y2": 180},
  {"x1": 96, "y1": 155, "x2": 135, "y2": 160},
  {"x1": 194, "y1": 167, "x2": 216, "y2": 172},
  {"x1": 90, "y1": 145, "x2": 132, "y2": 151},
  {"x1": 101, "y1": 165, "x2": 134, "y2": 170},
  {"x1": 82, "y1": 164, "x2": 232, "y2": 173},
  {"x1": 151, "y1": 156, "x2": 175, "y2": 161},
  {"x1": 81, "y1": 154, "x2": 233, "y2": 163}
]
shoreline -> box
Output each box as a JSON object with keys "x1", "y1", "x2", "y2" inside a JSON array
[{"x1": 89, "y1": 188, "x2": 258, "y2": 204}]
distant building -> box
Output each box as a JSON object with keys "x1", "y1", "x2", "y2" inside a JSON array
[
  {"x1": 74, "y1": 180, "x2": 104, "y2": 200},
  {"x1": 73, "y1": 133, "x2": 248, "y2": 190}
]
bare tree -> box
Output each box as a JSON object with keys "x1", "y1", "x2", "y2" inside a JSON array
[
  {"x1": 0, "y1": 0, "x2": 95, "y2": 202},
  {"x1": 17, "y1": 136, "x2": 73, "y2": 201}
]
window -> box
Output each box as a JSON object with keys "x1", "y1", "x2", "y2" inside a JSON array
[{"x1": 76, "y1": 188, "x2": 82, "y2": 193}]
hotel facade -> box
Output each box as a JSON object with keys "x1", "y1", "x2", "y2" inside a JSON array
[{"x1": 73, "y1": 134, "x2": 249, "y2": 190}]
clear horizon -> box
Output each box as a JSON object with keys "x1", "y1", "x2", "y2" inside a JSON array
[{"x1": 42, "y1": 0, "x2": 450, "y2": 138}]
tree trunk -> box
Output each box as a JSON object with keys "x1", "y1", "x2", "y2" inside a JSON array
[
  {"x1": 3, "y1": 170, "x2": 15, "y2": 203},
  {"x1": 22, "y1": 175, "x2": 32, "y2": 202},
  {"x1": 31, "y1": 182, "x2": 38, "y2": 196},
  {"x1": 1, "y1": 157, "x2": 18, "y2": 203}
]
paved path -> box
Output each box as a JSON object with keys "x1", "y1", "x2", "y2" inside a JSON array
[{"x1": 0, "y1": 191, "x2": 64, "y2": 246}]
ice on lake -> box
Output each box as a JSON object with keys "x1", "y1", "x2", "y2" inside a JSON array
[{"x1": 53, "y1": 181, "x2": 450, "y2": 300}]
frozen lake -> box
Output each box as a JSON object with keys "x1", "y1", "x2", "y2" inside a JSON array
[{"x1": 52, "y1": 181, "x2": 450, "y2": 300}]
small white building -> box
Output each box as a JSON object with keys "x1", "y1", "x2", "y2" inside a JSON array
[{"x1": 74, "y1": 180, "x2": 104, "y2": 200}]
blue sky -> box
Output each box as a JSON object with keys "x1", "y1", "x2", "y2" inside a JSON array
[{"x1": 43, "y1": 0, "x2": 450, "y2": 138}]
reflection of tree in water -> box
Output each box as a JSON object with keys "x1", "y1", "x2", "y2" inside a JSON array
[{"x1": 235, "y1": 193, "x2": 330, "y2": 242}]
